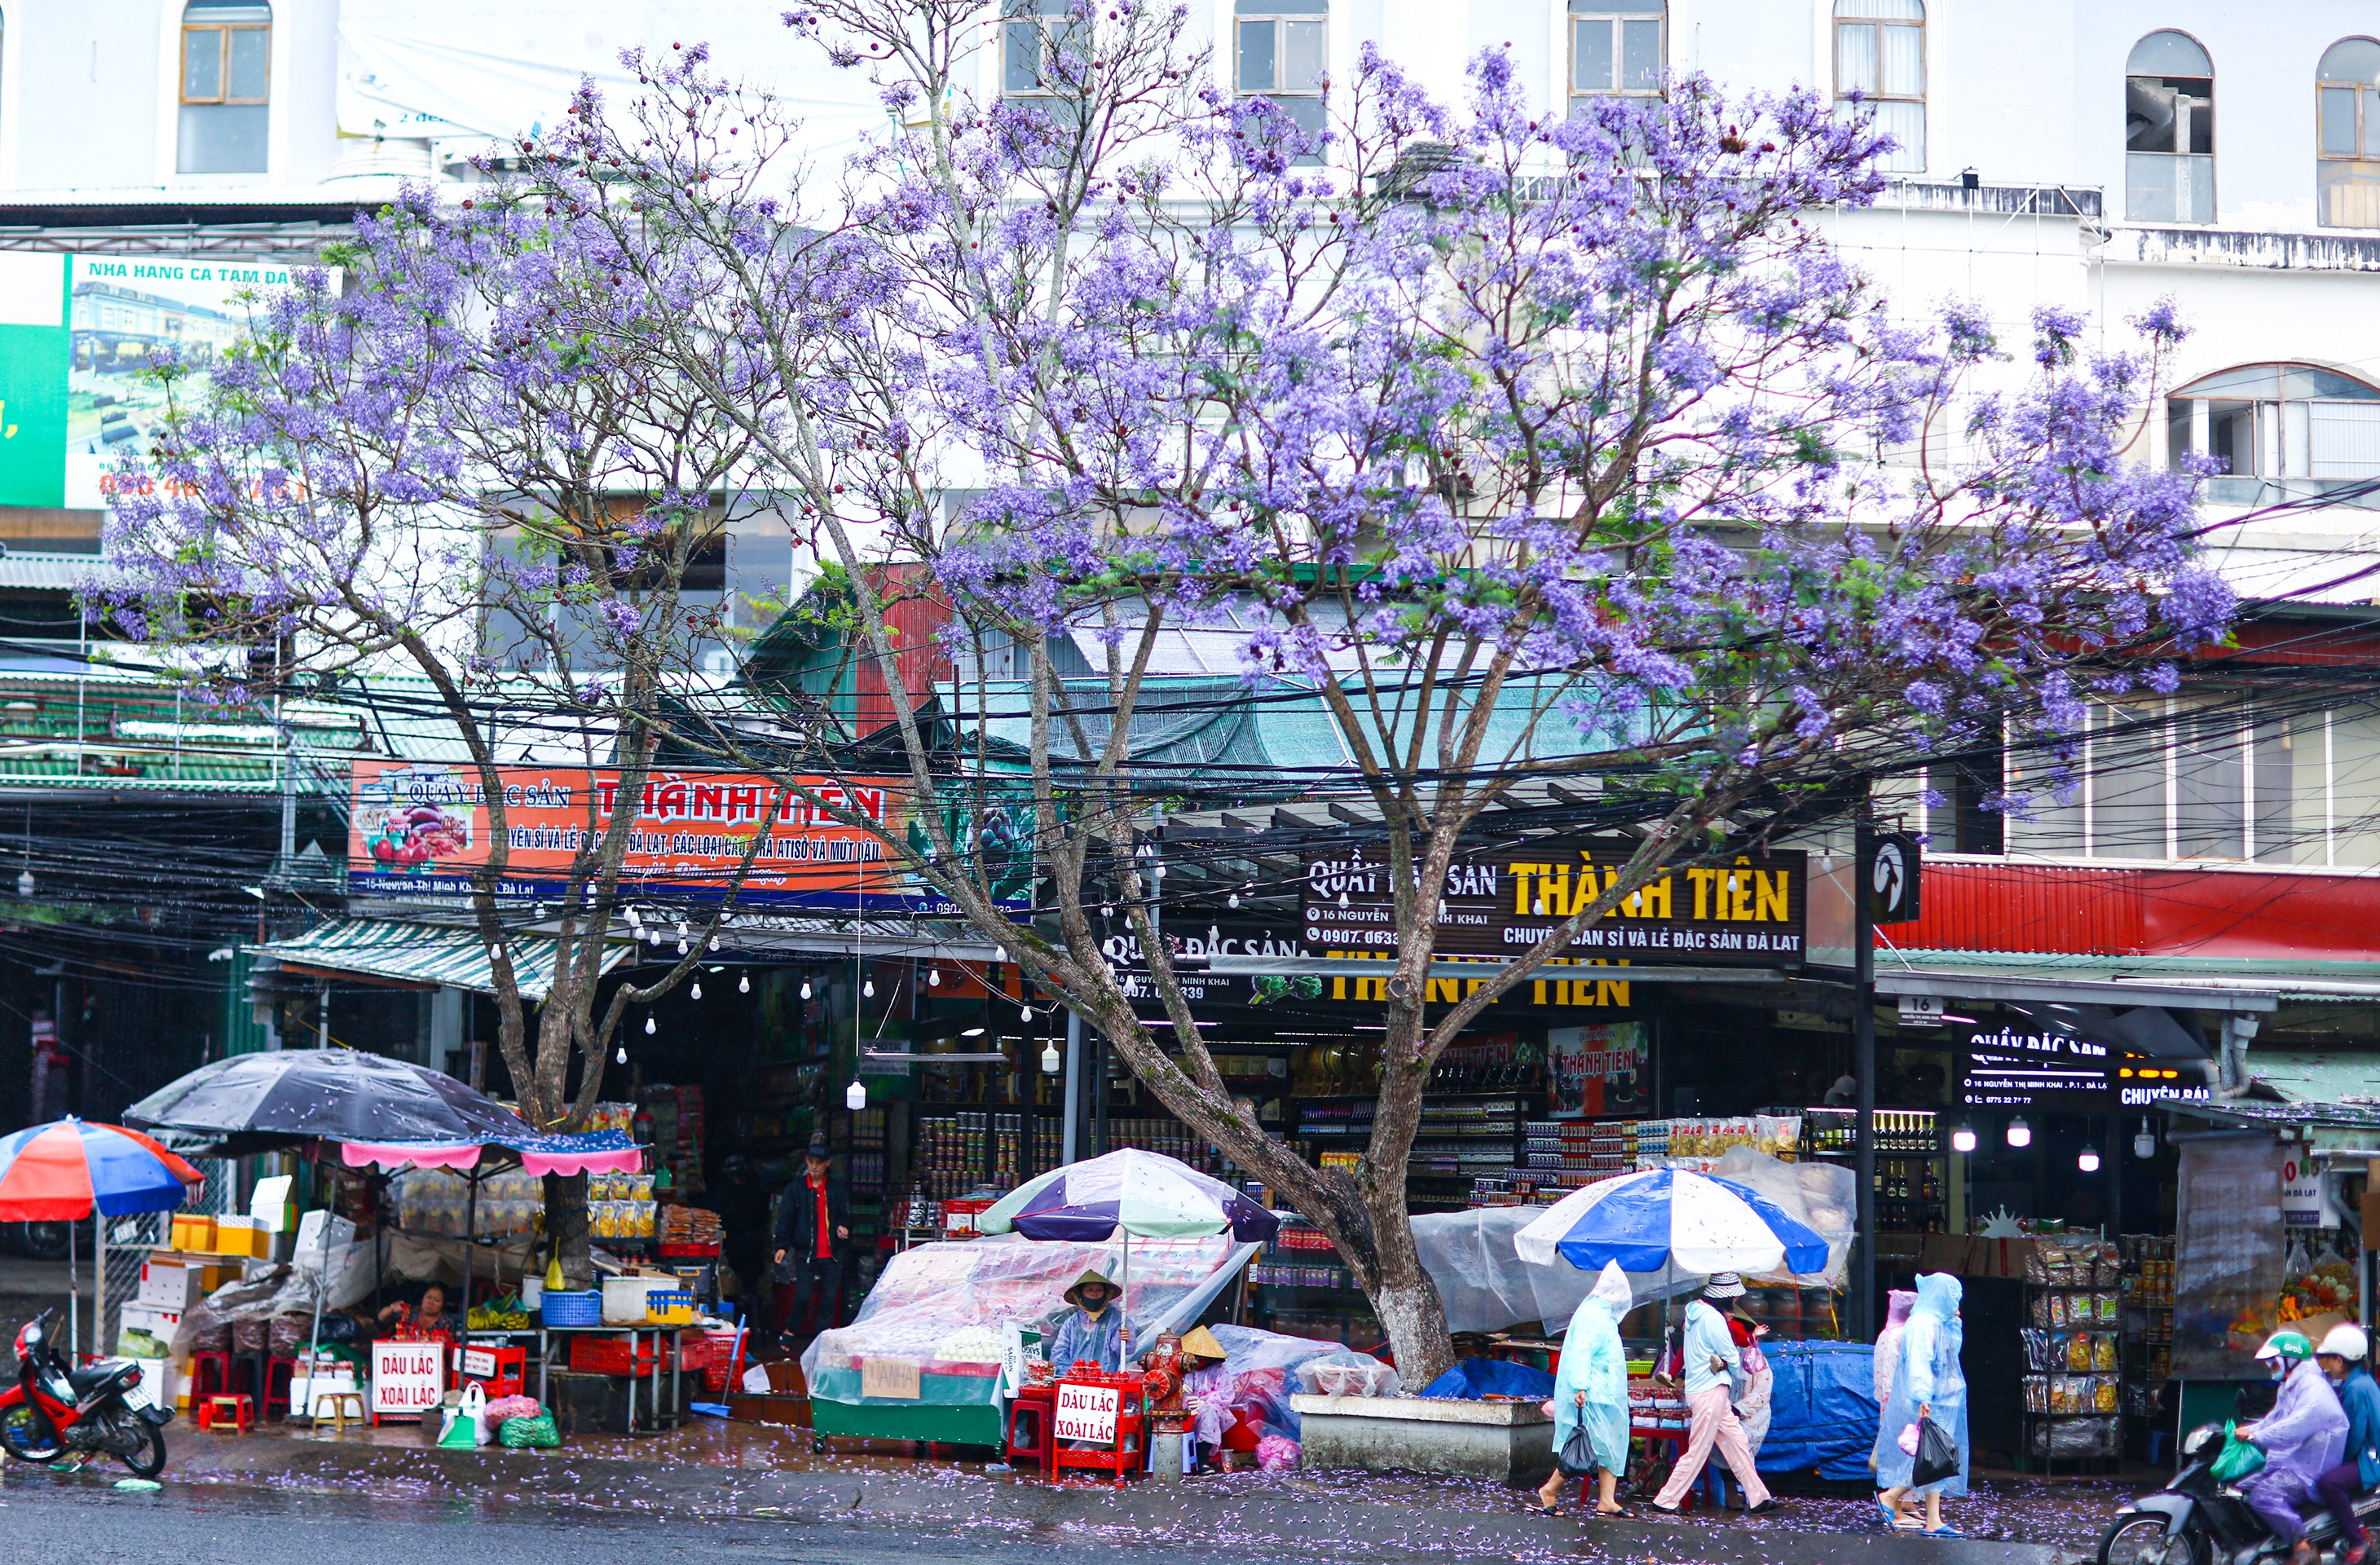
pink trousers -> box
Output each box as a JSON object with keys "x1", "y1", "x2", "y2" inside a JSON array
[{"x1": 1654, "y1": 1386, "x2": 1771, "y2": 1510}]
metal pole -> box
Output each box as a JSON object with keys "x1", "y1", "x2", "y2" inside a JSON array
[
  {"x1": 1092, "y1": 1033, "x2": 1110, "y2": 1158},
  {"x1": 95, "y1": 1212, "x2": 106, "y2": 1363},
  {"x1": 1061, "y1": 1011, "x2": 1082, "y2": 1166},
  {"x1": 1853, "y1": 813, "x2": 1879, "y2": 1342},
  {"x1": 67, "y1": 1207, "x2": 77, "y2": 1359}
]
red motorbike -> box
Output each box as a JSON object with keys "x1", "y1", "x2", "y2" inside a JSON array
[{"x1": 0, "y1": 1308, "x2": 169, "y2": 1475}]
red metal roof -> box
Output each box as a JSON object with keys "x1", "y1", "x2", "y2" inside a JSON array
[{"x1": 1892, "y1": 858, "x2": 2380, "y2": 963}]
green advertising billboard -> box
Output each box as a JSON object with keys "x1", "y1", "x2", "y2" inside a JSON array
[{"x1": 0, "y1": 254, "x2": 320, "y2": 513}]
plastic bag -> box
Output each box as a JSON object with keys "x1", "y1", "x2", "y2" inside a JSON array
[
  {"x1": 438, "y1": 1382, "x2": 489, "y2": 1449},
  {"x1": 499, "y1": 1413, "x2": 561, "y2": 1448},
  {"x1": 2210, "y1": 1421, "x2": 2266, "y2": 1483},
  {"x1": 481, "y1": 1395, "x2": 540, "y2": 1423},
  {"x1": 1557, "y1": 1425, "x2": 1599, "y2": 1478},
  {"x1": 1911, "y1": 1417, "x2": 1959, "y2": 1488}
]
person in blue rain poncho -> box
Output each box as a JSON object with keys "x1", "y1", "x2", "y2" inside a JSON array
[
  {"x1": 1535, "y1": 1261, "x2": 1633, "y2": 1516},
  {"x1": 2237, "y1": 1329, "x2": 2347, "y2": 1565},
  {"x1": 1877, "y1": 1272, "x2": 1969, "y2": 1536}
]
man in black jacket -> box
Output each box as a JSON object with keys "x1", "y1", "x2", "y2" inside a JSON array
[{"x1": 772, "y1": 1134, "x2": 851, "y2": 1349}]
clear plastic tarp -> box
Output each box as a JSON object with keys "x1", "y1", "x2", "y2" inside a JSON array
[
  {"x1": 1202, "y1": 1323, "x2": 1399, "y2": 1439},
  {"x1": 1413, "y1": 1149, "x2": 1856, "y2": 1334},
  {"x1": 802, "y1": 1232, "x2": 1255, "y2": 1410}
]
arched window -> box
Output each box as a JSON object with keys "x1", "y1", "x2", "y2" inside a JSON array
[
  {"x1": 1834, "y1": 1, "x2": 1924, "y2": 174},
  {"x1": 1570, "y1": 0, "x2": 1664, "y2": 105},
  {"x1": 2125, "y1": 31, "x2": 2213, "y2": 223},
  {"x1": 1235, "y1": 0, "x2": 1326, "y2": 160},
  {"x1": 178, "y1": 0, "x2": 269, "y2": 174},
  {"x1": 2317, "y1": 38, "x2": 2380, "y2": 229},
  {"x1": 2167, "y1": 363, "x2": 2380, "y2": 508}
]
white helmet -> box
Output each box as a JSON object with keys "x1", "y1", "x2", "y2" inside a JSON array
[{"x1": 2319, "y1": 1324, "x2": 2371, "y2": 1362}]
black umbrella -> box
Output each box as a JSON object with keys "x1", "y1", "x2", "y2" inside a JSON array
[{"x1": 122, "y1": 1047, "x2": 536, "y2": 1151}]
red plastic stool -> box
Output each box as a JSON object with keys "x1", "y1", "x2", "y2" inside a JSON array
[
  {"x1": 187, "y1": 1351, "x2": 231, "y2": 1404},
  {"x1": 197, "y1": 1393, "x2": 254, "y2": 1433},
  {"x1": 1006, "y1": 1383, "x2": 1056, "y2": 1470},
  {"x1": 263, "y1": 1356, "x2": 297, "y2": 1418}
]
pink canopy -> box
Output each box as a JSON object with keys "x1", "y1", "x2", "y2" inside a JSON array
[{"x1": 339, "y1": 1139, "x2": 644, "y2": 1178}]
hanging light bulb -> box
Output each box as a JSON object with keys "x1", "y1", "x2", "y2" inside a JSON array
[
  {"x1": 707, "y1": 936, "x2": 720, "y2": 952},
  {"x1": 929, "y1": 967, "x2": 941, "y2": 987},
  {"x1": 677, "y1": 938, "x2": 688, "y2": 955},
  {"x1": 801, "y1": 979, "x2": 813, "y2": 999},
  {"x1": 1950, "y1": 1123, "x2": 1977, "y2": 1154},
  {"x1": 615, "y1": 1046, "x2": 627, "y2": 1064},
  {"x1": 2077, "y1": 1146, "x2": 2101, "y2": 1174},
  {"x1": 1337, "y1": 890, "x2": 1349, "y2": 909},
  {"x1": 690, "y1": 981, "x2": 703, "y2": 1000},
  {"x1": 2005, "y1": 1117, "x2": 2032, "y2": 1148},
  {"x1": 644, "y1": 1016, "x2": 656, "y2": 1035},
  {"x1": 863, "y1": 978, "x2": 875, "y2": 999},
  {"x1": 1041, "y1": 1039, "x2": 1062, "y2": 1074},
  {"x1": 2133, "y1": 1118, "x2": 2157, "y2": 1160},
  {"x1": 1228, "y1": 892, "x2": 1241, "y2": 909},
  {"x1": 738, "y1": 972, "x2": 750, "y2": 994},
  {"x1": 845, "y1": 1078, "x2": 866, "y2": 1111}
]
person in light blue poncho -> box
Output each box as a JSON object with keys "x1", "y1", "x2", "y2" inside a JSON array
[
  {"x1": 1535, "y1": 1261, "x2": 1633, "y2": 1516},
  {"x1": 1877, "y1": 1272, "x2": 1969, "y2": 1536}
]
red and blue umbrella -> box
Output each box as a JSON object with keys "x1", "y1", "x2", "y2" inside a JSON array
[{"x1": 0, "y1": 1118, "x2": 202, "y2": 1220}]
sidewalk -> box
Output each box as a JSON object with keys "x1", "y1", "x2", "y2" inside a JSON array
[{"x1": 56, "y1": 1417, "x2": 2125, "y2": 1565}]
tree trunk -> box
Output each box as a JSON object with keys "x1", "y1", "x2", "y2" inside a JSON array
[
  {"x1": 543, "y1": 1171, "x2": 593, "y2": 1289},
  {"x1": 1369, "y1": 1273, "x2": 1456, "y2": 1391}
]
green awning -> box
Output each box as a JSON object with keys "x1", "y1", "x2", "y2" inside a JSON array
[
  {"x1": 258, "y1": 919, "x2": 628, "y2": 1003},
  {"x1": 2247, "y1": 1050, "x2": 2380, "y2": 1104}
]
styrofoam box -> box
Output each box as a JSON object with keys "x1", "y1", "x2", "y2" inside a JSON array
[
  {"x1": 601, "y1": 1275, "x2": 677, "y2": 1325},
  {"x1": 118, "y1": 1306, "x2": 183, "y2": 1341},
  {"x1": 134, "y1": 1262, "x2": 202, "y2": 1311}
]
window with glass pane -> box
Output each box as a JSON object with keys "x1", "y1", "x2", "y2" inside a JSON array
[
  {"x1": 1832, "y1": 2, "x2": 1924, "y2": 173},
  {"x1": 1236, "y1": 1, "x2": 1327, "y2": 161},
  {"x1": 2091, "y1": 701, "x2": 2171, "y2": 860},
  {"x1": 1569, "y1": 1, "x2": 1664, "y2": 99},
  {"x1": 2166, "y1": 363, "x2": 2380, "y2": 508},
  {"x1": 2124, "y1": 30, "x2": 2214, "y2": 222},
  {"x1": 178, "y1": 2, "x2": 270, "y2": 174},
  {"x1": 2317, "y1": 38, "x2": 2380, "y2": 228},
  {"x1": 1003, "y1": 0, "x2": 1090, "y2": 96},
  {"x1": 2334, "y1": 706, "x2": 2380, "y2": 867}
]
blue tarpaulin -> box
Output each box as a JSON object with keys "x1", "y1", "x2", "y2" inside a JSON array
[
  {"x1": 1756, "y1": 1340, "x2": 1880, "y2": 1479},
  {"x1": 1418, "y1": 1357, "x2": 1556, "y2": 1400}
]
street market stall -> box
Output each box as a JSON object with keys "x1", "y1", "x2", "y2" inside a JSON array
[
  {"x1": 2162, "y1": 1098, "x2": 2374, "y2": 1444},
  {"x1": 800, "y1": 1230, "x2": 1258, "y2": 1449}
]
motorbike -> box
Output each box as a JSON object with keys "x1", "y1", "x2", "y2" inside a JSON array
[
  {"x1": 0, "y1": 1308, "x2": 170, "y2": 1476},
  {"x1": 2100, "y1": 1422, "x2": 2380, "y2": 1565}
]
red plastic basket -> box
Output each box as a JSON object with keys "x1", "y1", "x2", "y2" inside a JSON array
[{"x1": 568, "y1": 1336, "x2": 707, "y2": 1377}]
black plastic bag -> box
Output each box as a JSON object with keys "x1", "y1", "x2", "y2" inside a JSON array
[
  {"x1": 1911, "y1": 1417, "x2": 1959, "y2": 1488},
  {"x1": 1557, "y1": 1426, "x2": 1598, "y2": 1478}
]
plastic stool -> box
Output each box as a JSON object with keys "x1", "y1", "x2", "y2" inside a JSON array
[
  {"x1": 187, "y1": 1351, "x2": 231, "y2": 1404},
  {"x1": 197, "y1": 1393, "x2": 254, "y2": 1433},
  {"x1": 264, "y1": 1356, "x2": 297, "y2": 1418},
  {"x1": 309, "y1": 1390, "x2": 370, "y2": 1432}
]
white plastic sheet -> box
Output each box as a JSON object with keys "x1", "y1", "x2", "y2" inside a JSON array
[
  {"x1": 1412, "y1": 1149, "x2": 1855, "y2": 1334},
  {"x1": 801, "y1": 1233, "x2": 1254, "y2": 1408}
]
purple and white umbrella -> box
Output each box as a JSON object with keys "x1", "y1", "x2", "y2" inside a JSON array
[
  {"x1": 977, "y1": 1148, "x2": 1278, "y2": 1331},
  {"x1": 978, "y1": 1148, "x2": 1279, "y2": 1243}
]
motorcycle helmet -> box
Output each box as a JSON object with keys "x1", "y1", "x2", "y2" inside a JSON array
[
  {"x1": 2319, "y1": 1324, "x2": 2371, "y2": 1362},
  {"x1": 2258, "y1": 1329, "x2": 2316, "y2": 1364}
]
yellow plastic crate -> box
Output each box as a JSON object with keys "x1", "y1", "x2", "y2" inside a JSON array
[{"x1": 644, "y1": 1290, "x2": 695, "y2": 1326}]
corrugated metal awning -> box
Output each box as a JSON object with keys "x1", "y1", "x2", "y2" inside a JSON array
[{"x1": 257, "y1": 919, "x2": 628, "y2": 1002}]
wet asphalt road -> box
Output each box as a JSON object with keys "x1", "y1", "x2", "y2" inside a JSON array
[{"x1": 0, "y1": 1471, "x2": 1272, "y2": 1565}]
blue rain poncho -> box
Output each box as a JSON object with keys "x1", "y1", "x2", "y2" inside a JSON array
[
  {"x1": 1549, "y1": 1261, "x2": 1633, "y2": 1473},
  {"x1": 1875, "y1": 1272, "x2": 1968, "y2": 1497}
]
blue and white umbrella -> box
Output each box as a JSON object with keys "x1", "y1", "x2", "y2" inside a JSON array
[{"x1": 1514, "y1": 1167, "x2": 1830, "y2": 1276}]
